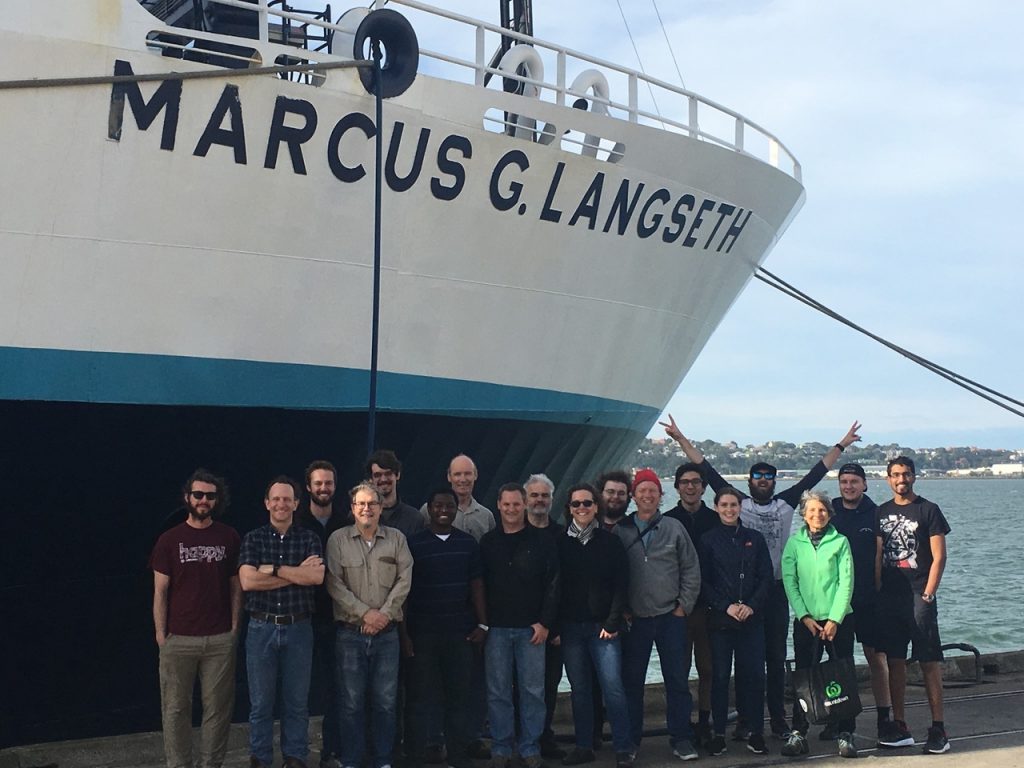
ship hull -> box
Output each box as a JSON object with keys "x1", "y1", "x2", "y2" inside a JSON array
[{"x1": 0, "y1": 0, "x2": 804, "y2": 745}]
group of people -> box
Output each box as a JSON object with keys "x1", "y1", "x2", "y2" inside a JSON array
[{"x1": 150, "y1": 421, "x2": 952, "y2": 768}]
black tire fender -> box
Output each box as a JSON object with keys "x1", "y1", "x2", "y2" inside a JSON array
[{"x1": 353, "y1": 9, "x2": 419, "y2": 98}]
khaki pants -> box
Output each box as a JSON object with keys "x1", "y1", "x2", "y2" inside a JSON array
[{"x1": 159, "y1": 631, "x2": 236, "y2": 768}]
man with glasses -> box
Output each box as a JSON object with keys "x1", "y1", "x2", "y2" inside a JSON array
[
  {"x1": 366, "y1": 449, "x2": 424, "y2": 539},
  {"x1": 876, "y1": 457, "x2": 951, "y2": 754},
  {"x1": 239, "y1": 476, "x2": 325, "y2": 768},
  {"x1": 661, "y1": 416, "x2": 861, "y2": 740},
  {"x1": 326, "y1": 483, "x2": 414, "y2": 768},
  {"x1": 151, "y1": 469, "x2": 241, "y2": 768},
  {"x1": 665, "y1": 463, "x2": 719, "y2": 748},
  {"x1": 595, "y1": 470, "x2": 632, "y2": 530}
]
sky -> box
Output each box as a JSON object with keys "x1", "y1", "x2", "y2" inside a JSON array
[{"x1": 402, "y1": 0, "x2": 1024, "y2": 449}]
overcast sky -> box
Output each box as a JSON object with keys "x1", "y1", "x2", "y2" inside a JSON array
[{"x1": 407, "y1": 0, "x2": 1024, "y2": 449}]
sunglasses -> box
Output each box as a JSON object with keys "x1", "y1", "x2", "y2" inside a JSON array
[
  {"x1": 190, "y1": 490, "x2": 218, "y2": 501},
  {"x1": 569, "y1": 499, "x2": 596, "y2": 508},
  {"x1": 750, "y1": 472, "x2": 775, "y2": 480},
  {"x1": 677, "y1": 478, "x2": 703, "y2": 486}
]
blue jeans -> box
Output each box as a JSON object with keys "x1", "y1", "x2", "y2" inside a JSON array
[
  {"x1": 561, "y1": 622, "x2": 634, "y2": 754},
  {"x1": 710, "y1": 622, "x2": 765, "y2": 736},
  {"x1": 336, "y1": 625, "x2": 400, "y2": 768},
  {"x1": 486, "y1": 627, "x2": 545, "y2": 758},
  {"x1": 621, "y1": 612, "x2": 692, "y2": 747},
  {"x1": 245, "y1": 618, "x2": 314, "y2": 765}
]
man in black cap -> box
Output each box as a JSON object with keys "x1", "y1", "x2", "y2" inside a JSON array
[
  {"x1": 661, "y1": 415, "x2": 861, "y2": 739},
  {"x1": 830, "y1": 463, "x2": 891, "y2": 744}
]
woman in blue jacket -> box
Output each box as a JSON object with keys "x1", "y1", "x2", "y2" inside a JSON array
[
  {"x1": 780, "y1": 490, "x2": 856, "y2": 759},
  {"x1": 698, "y1": 486, "x2": 773, "y2": 757}
]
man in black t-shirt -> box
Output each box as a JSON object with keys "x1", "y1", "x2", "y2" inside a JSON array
[{"x1": 876, "y1": 457, "x2": 951, "y2": 755}]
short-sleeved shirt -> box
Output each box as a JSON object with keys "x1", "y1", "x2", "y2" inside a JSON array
[
  {"x1": 150, "y1": 521, "x2": 240, "y2": 636},
  {"x1": 877, "y1": 496, "x2": 950, "y2": 593},
  {"x1": 406, "y1": 527, "x2": 482, "y2": 634},
  {"x1": 239, "y1": 523, "x2": 321, "y2": 616}
]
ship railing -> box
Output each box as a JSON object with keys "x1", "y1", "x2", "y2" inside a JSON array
[
  {"x1": 385, "y1": 0, "x2": 801, "y2": 182},
  {"x1": 148, "y1": 0, "x2": 800, "y2": 181}
]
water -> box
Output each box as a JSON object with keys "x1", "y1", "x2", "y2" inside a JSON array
[{"x1": 634, "y1": 477, "x2": 1024, "y2": 686}]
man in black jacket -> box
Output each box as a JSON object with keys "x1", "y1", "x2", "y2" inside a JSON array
[{"x1": 480, "y1": 483, "x2": 560, "y2": 768}]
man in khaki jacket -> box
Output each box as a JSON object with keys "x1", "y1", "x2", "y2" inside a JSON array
[{"x1": 326, "y1": 482, "x2": 413, "y2": 768}]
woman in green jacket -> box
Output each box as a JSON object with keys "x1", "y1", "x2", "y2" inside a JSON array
[{"x1": 780, "y1": 490, "x2": 857, "y2": 759}]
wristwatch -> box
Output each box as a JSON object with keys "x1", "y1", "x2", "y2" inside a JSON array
[
  {"x1": 477, "y1": 623, "x2": 490, "y2": 632},
  {"x1": 272, "y1": 563, "x2": 280, "y2": 577},
  {"x1": 921, "y1": 592, "x2": 935, "y2": 603}
]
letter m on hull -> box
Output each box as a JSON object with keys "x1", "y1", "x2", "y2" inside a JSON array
[{"x1": 108, "y1": 60, "x2": 181, "y2": 150}]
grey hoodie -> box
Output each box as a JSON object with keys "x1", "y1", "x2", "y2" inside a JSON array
[{"x1": 614, "y1": 512, "x2": 701, "y2": 617}]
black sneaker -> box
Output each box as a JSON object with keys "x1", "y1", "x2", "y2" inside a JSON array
[
  {"x1": 693, "y1": 721, "x2": 712, "y2": 748},
  {"x1": 614, "y1": 752, "x2": 635, "y2": 768},
  {"x1": 878, "y1": 720, "x2": 915, "y2": 748},
  {"x1": 540, "y1": 740, "x2": 566, "y2": 760},
  {"x1": 731, "y1": 724, "x2": 750, "y2": 742},
  {"x1": 561, "y1": 749, "x2": 595, "y2": 766},
  {"x1": 424, "y1": 745, "x2": 447, "y2": 765},
  {"x1": 467, "y1": 741, "x2": 492, "y2": 760},
  {"x1": 837, "y1": 732, "x2": 858, "y2": 758},
  {"x1": 924, "y1": 726, "x2": 950, "y2": 754},
  {"x1": 706, "y1": 735, "x2": 727, "y2": 756},
  {"x1": 780, "y1": 732, "x2": 809, "y2": 757},
  {"x1": 747, "y1": 733, "x2": 769, "y2": 755}
]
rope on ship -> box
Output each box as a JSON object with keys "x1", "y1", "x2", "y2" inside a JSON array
[{"x1": 755, "y1": 266, "x2": 1024, "y2": 418}]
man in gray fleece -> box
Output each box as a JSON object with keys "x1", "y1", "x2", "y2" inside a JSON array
[{"x1": 614, "y1": 469, "x2": 701, "y2": 761}]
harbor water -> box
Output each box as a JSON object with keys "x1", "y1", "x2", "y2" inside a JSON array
[{"x1": 633, "y1": 476, "x2": 1024, "y2": 686}]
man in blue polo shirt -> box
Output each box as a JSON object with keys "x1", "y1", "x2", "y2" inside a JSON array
[{"x1": 404, "y1": 488, "x2": 488, "y2": 768}]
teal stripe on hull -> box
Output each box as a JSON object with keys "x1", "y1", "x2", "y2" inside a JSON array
[{"x1": 0, "y1": 346, "x2": 657, "y2": 431}]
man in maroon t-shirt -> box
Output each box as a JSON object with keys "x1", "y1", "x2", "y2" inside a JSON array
[{"x1": 151, "y1": 469, "x2": 242, "y2": 768}]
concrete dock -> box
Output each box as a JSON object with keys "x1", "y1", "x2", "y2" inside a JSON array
[{"x1": 4, "y1": 651, "x2": 1024, "y2": 768}]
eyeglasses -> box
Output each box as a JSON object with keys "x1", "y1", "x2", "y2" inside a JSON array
[
  {"x1": 750, "y1": 472, "x2": 775, "y2": 480},
  {"x1": 888, "y1": 472, "x2": 913, "y2": 479},
  {"x1": 353, "y1": 500, "x2": 381, "y2": 508},
  {"x1": 677, "y1": 478, "x2": 703, "y2": 486},
  {"x1": 190, "y1": 490, "x2": 218, "y2": 501},
  {"x1": 569, "y1": 499, "x2": 596, "y2": 508}
]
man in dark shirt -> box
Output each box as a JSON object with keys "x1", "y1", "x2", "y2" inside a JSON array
[
  {"x1": 830, "y1": 463, "x2": 890, "y2": 743},
  {"x1": 480, "y1": 483, "x2": 560, "y2": 768},
  {"x1": 151, "y1": 469, "x2": 241, "y2": 768},
  {"x1": 404, "y1": 488, "x2": 487, "y2": 768},
  {"x1": 664, "y1": 462, "x2": 718, "y2": 746},
  {"x1": 663, "y1": 414, "x2": 860, "y2": 738},
  {"x1": 596, "y1": 470, "x2": 632, "y2": 530},
  {"x1": 295, "y1": 460, "x2": 349, "y2": 768},
  {"x1": 366, "y1": 448, "x2": 424, "y2": 539},
  {"x1": 239, "y1": 476, "x2": 325, "y2": 768},
  {"x1": 875, "y1": 457, "x2": 951, "y2": 754}
]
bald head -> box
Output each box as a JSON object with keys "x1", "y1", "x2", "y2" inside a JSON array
[{"x1": 448, "y1": 454, "x2": 478, "y2": 505}]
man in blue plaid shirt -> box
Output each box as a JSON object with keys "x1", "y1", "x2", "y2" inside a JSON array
[{"x1": 240, "y1": 476, "x2": 325, "y2": 768}]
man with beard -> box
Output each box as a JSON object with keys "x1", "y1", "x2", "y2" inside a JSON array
[
  {"x1": 595, "y1": 470, "x2": 632, "y2": 530},
  {"x1": 876, "y1": 457, "x2": 951, "y2": 754},
  {"x1": 830, "y1": 463, "x2": 891, "y2": 745},
  {"x1": 525, "y1": 473, "x2": 566, "y2": 760},
  {"x1": 664, "y1": 463, "x2": 718, "y2": 747},
  {"x1": 151, "y1": 469, "x2": 241, "y2": 768},
  {"x1": 404, "y1": 488, "x2": 488, "y2": 768},
  {"x1": 367, "y1": 449, "x2": 425, "y2": 539},
  {"x1": 240, "y1": 476, "x2": 325, "y2": 768},
  {"x1": 327, "y1": 483, "x2": 414, "y2": 768},
  {"x1": 295, "y1": 460, "x2": 349, "y2": 768},
  {"x1": 662, "y1": 415, "x2": 860, "y2": 739}
]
